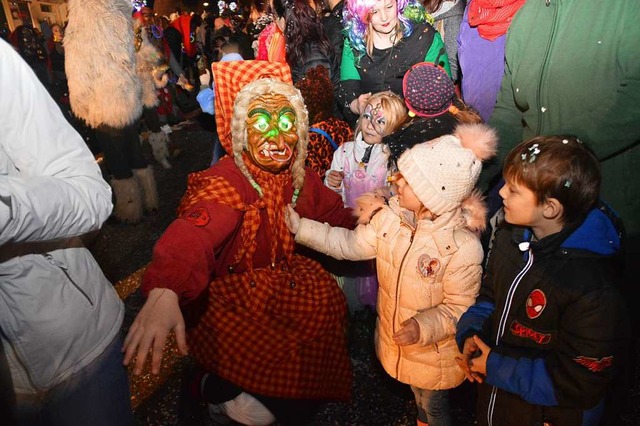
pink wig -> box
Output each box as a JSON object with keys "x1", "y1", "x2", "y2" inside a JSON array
[{"x1": 343, "y1": 0, "x2": 421, "y2": 60}]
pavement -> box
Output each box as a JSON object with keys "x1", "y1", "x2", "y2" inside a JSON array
[{"x1": 88, "y1": 120, "x2": 640, "y2": 425}]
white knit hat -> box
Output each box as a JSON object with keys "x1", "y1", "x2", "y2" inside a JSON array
[{"x1": 397, "y1": 123, "x2": 498, "y2": 215}]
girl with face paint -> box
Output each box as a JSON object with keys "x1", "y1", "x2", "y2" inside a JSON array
[
  {"x1": 325, "y1": 91, "x2": 406, "y2": 208},
  {"x1": 324, "y1": 91, "x2": 406, "y2": 315}
]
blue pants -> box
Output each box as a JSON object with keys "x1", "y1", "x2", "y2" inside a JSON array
[
  {"x1": 15, "y1": 334, "x2": 133, "y2": 426},
  {"x1": 411, "y1": 386, "x2": 452, "y2": 426}
]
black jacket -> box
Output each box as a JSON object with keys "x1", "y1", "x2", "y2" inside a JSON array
[
  {"x1": 457, "y1": 205, "x2": 628, "y2": 426},
  {"x1": 322, "y1": 0, "x2": 345, "y2": 68}
]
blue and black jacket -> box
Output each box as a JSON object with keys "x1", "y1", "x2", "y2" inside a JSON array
[{"x1": 456, "y1": 203, "x2": 629, "y2": 426}]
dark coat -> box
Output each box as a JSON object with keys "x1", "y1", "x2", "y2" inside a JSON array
[{"x1": 456, "y1": 205, "x2": 628, "y2": 426}]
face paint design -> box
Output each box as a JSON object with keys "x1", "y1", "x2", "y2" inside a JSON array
[
  {"x1": 361, "y1": 102, "x2": 387, "y2": 145},
  {"x1": 246, "y1": 93, "x2": 298, "y2": 173}
]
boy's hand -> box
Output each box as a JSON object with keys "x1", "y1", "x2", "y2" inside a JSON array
[
  {"x1": 467, "y1": 335, "x2": 491, "y2": 378},
  {"x1": 393, "y1": 318, "x2": 420, "y2": 346},
  {"x1": 285, "y1": 204, "x2": 301, "y2": 234},
  {"x1": 326, "y1": 170, "x2": 344, "y2": 189},
  {"x1": 455, "y1": 335, "x2": 485, "y2": 382}
]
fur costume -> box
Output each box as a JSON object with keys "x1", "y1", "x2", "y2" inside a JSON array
[
  {"x1": 134, "y1": 15, "x2": 172, "y2": 170},
  {"x1": 65, "y1": 0, "x2": 142, "y2": 129},
  {"x1": 65, "y1": 0, "x2": 158, "y2": 224},
  {"x1": 147, "y1": 131, "x2": 172, "y2": 169},
  {"x1": 134, "y1": 20, "x2": 161, "y2": 109}
]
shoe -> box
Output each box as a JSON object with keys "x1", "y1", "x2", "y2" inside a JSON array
[{"x1": 207, "y1": 404, "x2": 234, "y2": 425}]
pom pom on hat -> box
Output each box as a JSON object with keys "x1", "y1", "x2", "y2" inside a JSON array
[
  {"x1": 403, "y1": 62, "x2": 455, "y2": 118},
  {"x1": 397, "y1": 123, "x2": 497, "y2": 215}
]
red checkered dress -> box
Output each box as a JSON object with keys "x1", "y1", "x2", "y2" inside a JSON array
[{"x1": 175, "y1": 162, "x2": 352, "y2": 400}]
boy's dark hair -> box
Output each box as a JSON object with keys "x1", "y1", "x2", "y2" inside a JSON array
[{"x1": 503, "y1": 135, "x2": 601, "y2": 225}]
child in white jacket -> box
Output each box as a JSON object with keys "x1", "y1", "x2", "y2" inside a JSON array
[{"x1": 286, "y1": 123, "x2": 497, "y2": 426}]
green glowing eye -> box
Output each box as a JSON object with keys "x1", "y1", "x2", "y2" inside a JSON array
[
  {"x1": 279, "y1": 116, "x2": 293, "y2": 131},
  {"x1": 253, "y1": 116, "x2": 269, "y2": 132}
]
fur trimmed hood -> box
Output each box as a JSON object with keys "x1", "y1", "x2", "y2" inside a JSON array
[{"x1": 65, "y1": 0, "x2": 142, "y2": 129}]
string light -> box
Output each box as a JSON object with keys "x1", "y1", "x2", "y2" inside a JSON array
[{"x1": 132, "y1": 0, "x2": 148, "y2": 11}]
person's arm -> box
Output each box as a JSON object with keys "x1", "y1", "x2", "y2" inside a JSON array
[
  {"x1": 413, "y1": 234, "x2": 483, "y2": 346},
  {"x1": 0, "y1": 40, "x2": 112, "y2": 246},
  {"x1": 480, "y1": 287, "x2": 625, "y2": 408},
  {"x1": 141, "y1": 199, "x2": 241, "y2": 301},
  {"x1": 456, "y1": 225, "x2": 506, "y2": 350},
  {"x1": 483, "y1": 58, "x2": 524, "y2": 190},
  {"x1": 424, "y1": 31, "x2": 451, "y2": 77},
  {"x1": 324, "y1": 143, "x2": 347, "y2": 195},
  {"x1": 292, "y1": 206, "x2": 381, "y2": 262},
  {"x1": 441, "y1": 11, "x2": 463, "y2": 81},
  {"x1": 586, "y1": 6, "x2": 640, "y2": 160},
  {"x1": 297, "y1": 168, "x2": 356, "y2": 229},
  {"x1": 124, "y1": 198, "x2": 241, "y2": 374},
  {"x1": 167, "y1": 47, "x2": 185, "y2": 77},
  {"x1": 299, "y1": 43, "x2": 336, "y2": 85}
]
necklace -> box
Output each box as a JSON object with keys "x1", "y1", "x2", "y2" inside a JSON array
[{"x1": 354, "y1": 143, "x2": 375, "y2": 171}]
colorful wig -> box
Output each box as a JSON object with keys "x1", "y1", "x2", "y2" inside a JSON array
[{"x1": 343, "y1": 0, "x2": 428, "y2": 61}]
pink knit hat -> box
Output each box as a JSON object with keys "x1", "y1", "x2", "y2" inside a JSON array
[{"x1": 397, "y1": 123, "x2": 498, "y2": 215}]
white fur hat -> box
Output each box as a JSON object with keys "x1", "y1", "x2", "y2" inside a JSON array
[{"x1": 397, "y1": 123, "x2": 497, "y2": 215}]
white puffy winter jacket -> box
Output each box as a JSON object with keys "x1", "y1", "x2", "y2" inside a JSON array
[{"x1": 0, "y1": 40, "x2": 123, "y2": 393}]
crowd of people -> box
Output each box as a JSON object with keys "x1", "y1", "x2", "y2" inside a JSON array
[{"x1": 1, "y1": 0, "x2": 639, "y2": 425}]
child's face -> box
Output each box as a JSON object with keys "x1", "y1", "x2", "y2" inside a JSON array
[
  {"x1": 369, "y1": 0, "x2": 399, "y2": 35},
  {"x1": 499, "y1": 179, "x2": 546, "y2": 228},
  {"x1": 360, "y1": 102, "x2": 387, "y2": 145},
  {"x1": 394, "y1": 174, "x2": 422, "y2": 213}
]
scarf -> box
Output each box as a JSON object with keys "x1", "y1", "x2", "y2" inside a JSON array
[
  {"x1": 468, "y1": 0, "x2": 527, "y2": 41},
  {"x1": 177, "y1": 156, "x2": 294, "y2": 271}
]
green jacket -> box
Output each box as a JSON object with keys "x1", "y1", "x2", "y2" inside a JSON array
[{"x1": 488, "y1": 0, "x2": 640, "y2": 236}]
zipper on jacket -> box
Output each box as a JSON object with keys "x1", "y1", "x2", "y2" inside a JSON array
[
  {"x1": 487, "y1": 248, "x2": 534, "y2": 426},
  {"x1": 535, "y1": 1, "x2": 559, "y2": 135},
  {"x1": 393, "y1": 226, "x2": 415, "y2": 376},
  {"x1": 43, "y1": 254, "x2": 94, "y2": 306}
]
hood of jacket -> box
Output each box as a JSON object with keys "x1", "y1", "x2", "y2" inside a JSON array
[{"x1": 514, "y1": 203, "x2": 622, "y2": 258}]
